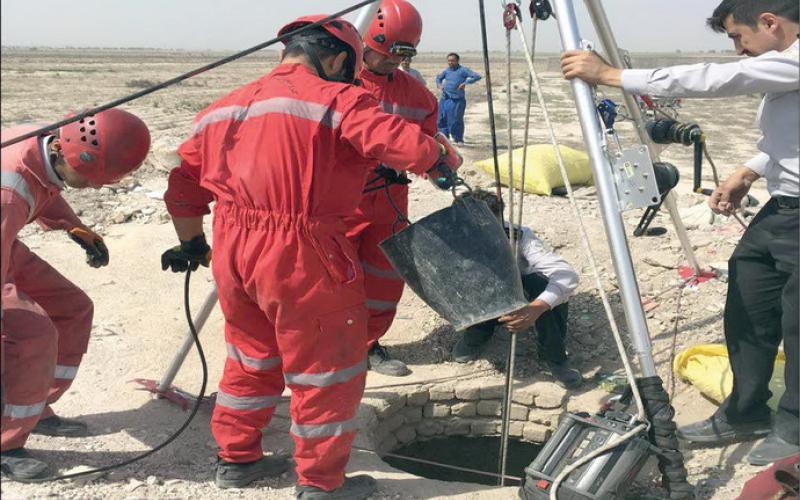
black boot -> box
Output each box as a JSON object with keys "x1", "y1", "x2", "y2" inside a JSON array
[
  {"x1": 543, "y1": 359, "x2": 583, "y2": 389},
  {"x1": 296, "y1": 475, "x2": 377, "y2": 499},
  {"x1": 368, "y1": 343, "x2": 410, "y2": 377},
  {"x1": 451, "y1": 326, "x2": 493, "y2": 363},
  {"x1": 215, "y1": 455, "x2": 289, "y2": 489},
  {"x1": 0, "y1": 448, "x2": 50, "y2": 481},
  {"x1": 32, "y1": 415, "x2": 89, "y2": 437}
]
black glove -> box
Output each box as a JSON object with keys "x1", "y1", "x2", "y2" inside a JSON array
[
  {"x1": 161, "y1": 234, "x2": 212, "y2": 273},
  {"x1": 374, "y1": 165, "x2": 411, "y2": 186},
  {"x1": 68, "y1": 226, "x2": 110, "y2": 268}
]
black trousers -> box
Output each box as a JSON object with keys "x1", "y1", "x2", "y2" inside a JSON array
[
  {"x1": 717, "y1": 197, "x2": 799, "y2": 444},
  {"x1": 463, "y1": 272, "x2": 569, "y2": 363}
]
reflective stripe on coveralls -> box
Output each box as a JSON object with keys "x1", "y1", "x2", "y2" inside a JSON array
[
  {"x1": 379, "y1": 101, "x2": 430, "y2": 122},
  {"x1": 290, "y1": 415, "x2": 361, "y2": 439},
  {"x1": 165, "y1": 62, "x2": 442, "y2": 491},
  {"x1": 54, "y1": 365, "x2": 79, "y2": 380},
  {"x1": 366, "y1": 299, "x2": 399, "y2": 311},
  {"x1": 361, "y1": 261, "x2": 400, "y2": 279},
  {"x1": 226, "y1": 342, "x2": 282, "y2": 371},
  {"x1": 191, "y1": 97, "x2": 344, "y2": 136},
  {"x1": 216, "y1": 390, "x2": 281, "y2": 411},
  {"x1": 284, "y1": 359, "x2": 367, "y2": 387},
  {"x1": 2, "y1": 401, "x2": 47, "y2": 419},
  {"x1": 0, "y1": 171, "x2": 35, "y2": 220}
]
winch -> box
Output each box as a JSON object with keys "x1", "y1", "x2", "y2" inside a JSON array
[{"x1": 520, "y1": 408, "x2": 653, "y2": 500}]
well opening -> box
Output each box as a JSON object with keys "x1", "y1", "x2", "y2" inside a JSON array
[
  {"x1": 361, "y1": 378, "x2": 569, "y2": 486},
  {"x1": 385, "y1": 435, "x2": 542, "y2": 486}
]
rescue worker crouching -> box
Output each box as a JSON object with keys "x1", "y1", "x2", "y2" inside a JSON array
[
  {"x1": 451, "y1": 190, "x2": 583, "y2": 389},
  {"x1": 344, "y1": 0, "x2": 445, "y2": 377},
  {"x1": 161, "y1": 14, "x2": 461, "y2": 499},
  {"x1": 0, "y1": 109, "x2": 151, "y2": 480}
]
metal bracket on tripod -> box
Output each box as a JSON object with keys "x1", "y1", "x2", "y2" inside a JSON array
[{"x1": 609, "y1": 146, "x2": 661, "y2": 212}]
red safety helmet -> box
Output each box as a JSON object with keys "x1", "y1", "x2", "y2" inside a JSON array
[
  {"x1": 60, "y1": 108, "x2": 151, "y2": 185},
  {"x1": 279, "y1": 14, "x2": 363, "y2": 82},
  {"x1": 365, "y1": 0, "x2": 423, "y2": 58}
]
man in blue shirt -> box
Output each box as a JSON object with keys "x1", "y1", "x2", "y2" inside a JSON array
[{"x1": 436, "y1": 53, "x2": 481, "y2": 145}]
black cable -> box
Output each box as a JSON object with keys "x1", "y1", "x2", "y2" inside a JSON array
[
  {"x1": 384, "y1": 184, "x2": 411, "y2": 235},
  {"x1": 0, "y1": 0, "x2": 381, "y2": 149},
  {"x1": 477, "y1": 0, "x2": 504, "y2": 207},
  {"x1": 23, "y1": 269, "x2": 208, "y2": 483}
]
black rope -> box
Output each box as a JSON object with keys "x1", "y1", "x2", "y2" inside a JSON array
[
  {"x1": 0, "y1": 0, "x2": 381, "y2": 149},
  {"x1": 477, "y1": 0, "x2": 504, "y2": 207},
  {"x1": 21, "y1": 270, "x2": 208, "y2": 483},
  {"x1": 384, "y1": 184, "x2": 411, "y2": 234},
  {"x1": 362, "y1": 165, "x2": 411, "y2": 194}
]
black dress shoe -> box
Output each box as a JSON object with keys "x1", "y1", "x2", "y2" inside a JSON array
[
  {"x1": 746, "y1": 434, "x2": 800, "y2": 466},
  {"x1": 677, "y1": 415, "x2": 771, "y2": 444}
]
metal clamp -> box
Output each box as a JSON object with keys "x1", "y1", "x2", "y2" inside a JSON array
[{"x1": 610, "y1": 146, "x2": 661, "y2": 211}]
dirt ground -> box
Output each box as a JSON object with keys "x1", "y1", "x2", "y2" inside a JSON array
[{"x1": 0, "y1": 48, "x2": 773, "y2": 499}]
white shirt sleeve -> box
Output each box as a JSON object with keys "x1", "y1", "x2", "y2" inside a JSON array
[
  {"x1": 745, "y1": 151, "x2": 771, "y2": 176},
  {"x1": 517, "y1": 227, "x2": 579, "y2": 308},
  {"x1": 621, "y1": 47, "x2": 800, "y2": 98}
]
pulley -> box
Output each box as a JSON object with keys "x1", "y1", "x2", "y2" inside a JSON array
[
  {"x1": 597, "y1": 98, "x2": 619, "y2": 134},
  {"x1": 503, "y1": 2, "x2": 521, "y2": 30},
  {"x1": 530, "y1": 0, "x2": 554, "y2": 21}
]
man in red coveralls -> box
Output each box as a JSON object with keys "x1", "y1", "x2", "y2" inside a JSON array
[
  {"x1": 346, "y1": 0, "x2": 442, "y2": 377},
  {"x1": 0, "y1": 109, "x2": 151, "y2": 480},
  {"x1": 161, "y1": 15, "x2": 461, "y2": 499}
]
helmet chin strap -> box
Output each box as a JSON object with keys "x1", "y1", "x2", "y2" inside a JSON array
[
  {"x1": 295, "y1": 39, "x2": 333, "y2": 81},
  {"x1": 294, "y1": 39, "x2": 352, "y2": 83},
  {"x1": 46, "y1": 138, "x2": 66, "y2": 182}
]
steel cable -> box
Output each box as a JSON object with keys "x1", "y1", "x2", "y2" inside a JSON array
[
  {"x1": 0, "y1": 0, "x2": 382, "y2": 149},
  {"x1": 478, "y1": 0, "x2": 505, "y2": 204}
]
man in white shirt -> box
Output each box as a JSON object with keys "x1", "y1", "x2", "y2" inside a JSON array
[
  {"x1": 451, "y1": 190, "x2": 582, "y2": 389},
  {"x1": 399, "y1": 56, "x2": 426, "y2": 86},
  {"x1": 561, "y1": 0, "x2": 798, "y2": 465}
]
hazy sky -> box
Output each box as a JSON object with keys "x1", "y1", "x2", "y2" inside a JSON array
[{"x1": 1, "y1": 1, "x2": 732, "y2": 53}]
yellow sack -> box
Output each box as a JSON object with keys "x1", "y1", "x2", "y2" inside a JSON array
[
  {"x1": 476, "y1": 144, "x2": 593, "y2": 196},
  {"x1": 673, "y1": 344, "x2": 785, "y2": 411}
]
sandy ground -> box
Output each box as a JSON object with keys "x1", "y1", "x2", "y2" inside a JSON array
[{"x1": 0, "y1": 49, "x2": 774, "y2": 499}]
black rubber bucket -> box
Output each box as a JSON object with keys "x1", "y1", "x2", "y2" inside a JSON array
[{"x1": 379, "y1": 196, "x2": 528, "y2": 331}]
